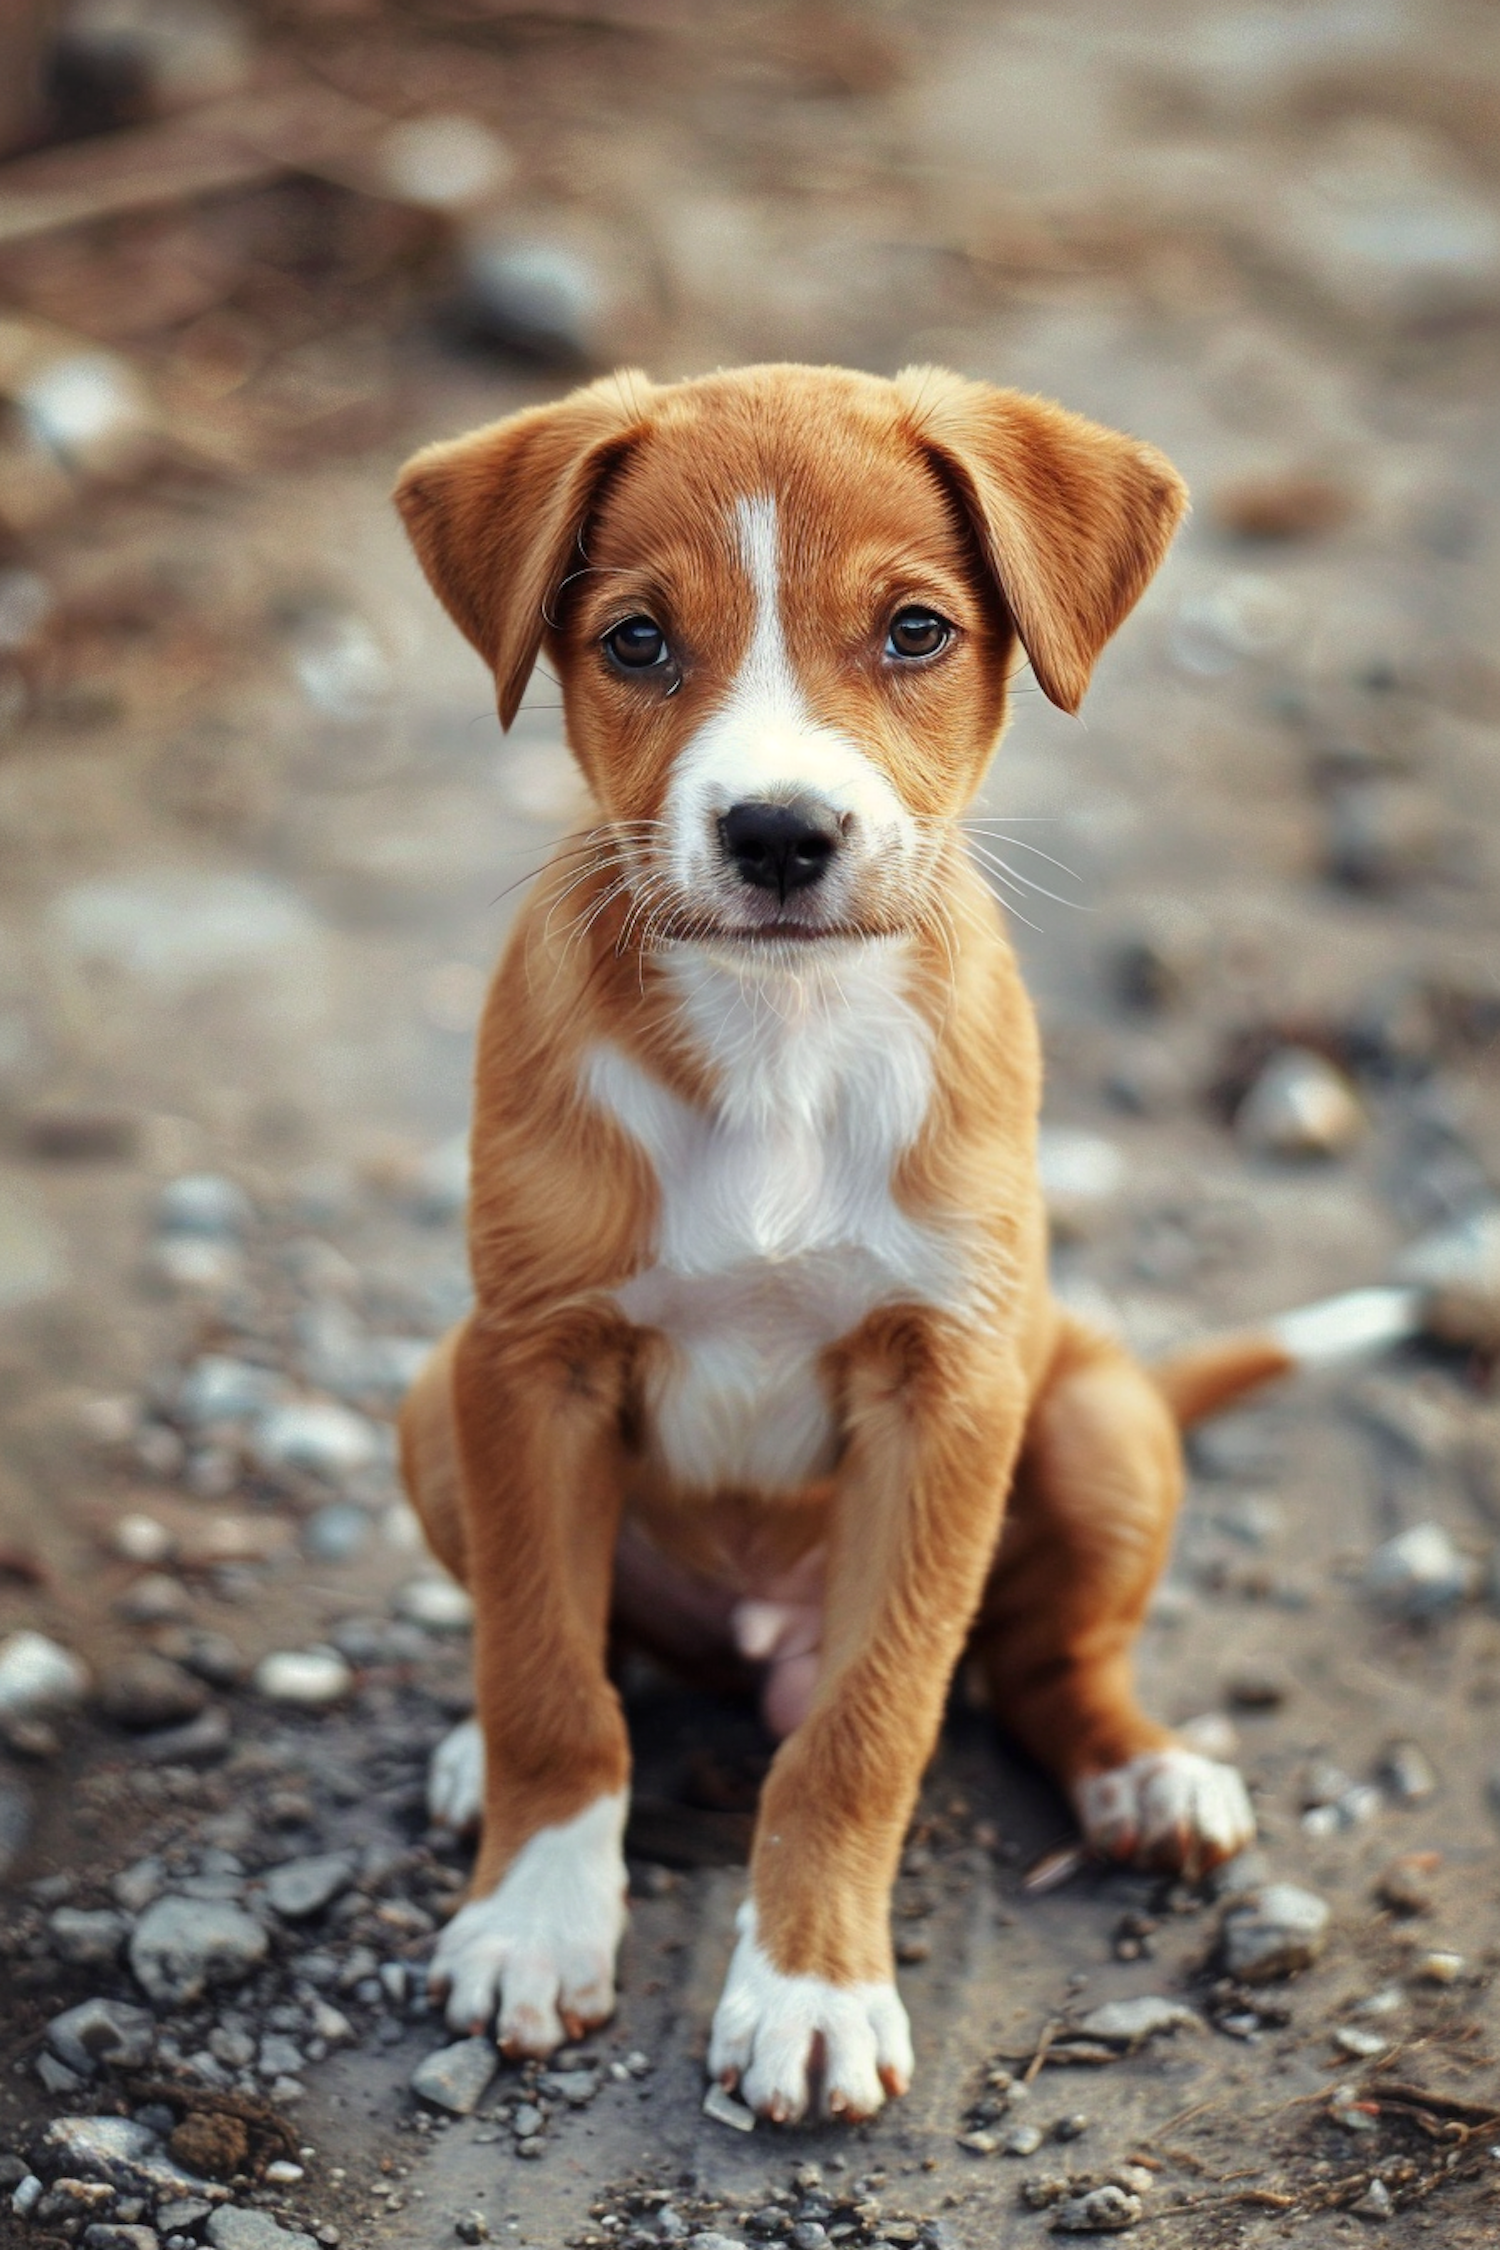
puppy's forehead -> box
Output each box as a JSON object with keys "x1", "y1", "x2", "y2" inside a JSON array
[{"x1": 587, "y1": 378, "x2": 963, "y2": 582}]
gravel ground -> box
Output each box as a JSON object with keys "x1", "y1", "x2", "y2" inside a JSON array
[{"x1": 2, "y1": 4, "x2": 1500, "y2": 2246}]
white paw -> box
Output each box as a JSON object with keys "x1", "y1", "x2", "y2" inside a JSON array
[
  {"x1": 428, "y1": 1716, "x2": 484, "y2": 1832},
  {"x1": 1075, "y1": 1749, "x2": 1255, "y2": 1877},
  {"x1": 428, "y1": 1792, "x2": 628, "y2": 2056},
  {"x1": 707, "y1": 1901, "x2": 913, "y2": 2124}
]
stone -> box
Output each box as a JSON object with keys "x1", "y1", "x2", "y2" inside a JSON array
[
  {"x1": 97, "y1": 1655, "x2": 208, "y2": 1731},
  {"x1": 129, "y1": 1896, "x2": 268, "y2": 2003},
  {"x1": 1352, "y1": 2180, "x2": 1394, "y2": 2222},
  {"x1": 410, "y1": 2037, "x2": 498, "y2": 2116},
  {"x1": 456, "y1": 2216, "x2": 491, "y2": 2245},
  {"x1": 1076, "y1": 1996, "x2": 1203, "y2": 2045},
  {"x1": 257, "y1": 2035, "x2": 303, "y2": 2080},
  {"x1": 206, "y1": 2211, "x2": 320, "y2": 2250},
  {"x1": 1364, "y1": 1523, "x2": 1477, "y2": 1618},
  {"x1": 301, "y1": 1504, "x2": 371, "y2": 1564},
  {"x1": 135, "y1": 1707, "x2": 233, "y2": 1767},
  {"x1": 37, "y1": 2054, "x2": 89, "y2": 2096},
  {"x1": 1037, "y1": 1128, "x2": 1127, "y2": 1241},
  {"x1": 252, "y1": 1650, "x2": 352, "y2": 1707},
  {"x1": 456, "y1": 223, "x2": 614, "y2": 363},
  {"x1": 702, "y1": 2081, "x2": 756, "y2": 2132},
  {"x1": 377, "y1": 113, "x2": 512, "y2": 210},
  {"x1": 157, "y1": 2202, "x2": 213, "y2": 2234},
  {"x1": 111, "y1": 1514, "x2": 174, "y2": 1564},
  {"x1": 82, "y1": 2228, "x2": 160, "y2": 2250},
  {"x1": 538, "y1": 2068, "x2": 599, "y2": 2105},
  {"x1": 1050, "y1": 2185, "x2": 1143, "y2": 2232},
  {"x1": 264, "y1": 1853, "x2": 354, "y2": 1920},
  {"x1": 393, "y1": 1576, "x2": 473, "y2": 1632},
  {"x1": 40, "y1": 2118, "x2": 226, "y2": 2204},
  {"x1": 112, "y1": 1857, "x2": 166, "y2": 1913},
  {"x1": 1235, "y1": 1048, "x2": 1365, "y2": 1159},
  {"x1": 114, "y1": 1572, "x2": 191, "y2": 1626},
  {"x1": 1005, "y1": 2124, "x2": 1045, "y2": 2156},
  {"x1": 49, "y1": 1908, "x2": 127, "y2": 1967},
  {"x1": 1413, "y1": 1949, "x2": 1464, "y2": 1984},
  {"x1": 1335, "y1": 2026, "x2": 1389, "y2": 2059},
  {"x1": 1375, "y1": 1852, "x2": 1440, "y2": 1915},
  {"x1": 12, "y1": 2175, "x2": 43, "y2": 2217},
  {"x1": 0, "y1": 1629, "x2": 89, "y2": 1717},
  {"x1": 1221, "y1": 1884, "x2": 1331, "y2": 1981},
  {"x1": 1378, "y1": 1740, "x2": 1438, "y2": 1801},
  {"x1": 47, "y1": 1998, "x2": 155, "y2": 2075},
  {"x1": 157, "y1": 1177, "x2": 254, "y2": 1240},
  {"x1": 177, "y1": 1355, "x2": 282, "y2": 1428},
  {"x1": 1396, "y1": 1207, "x2": 1500, "y2": 1351},
  {"x1": 1323, "y1": 780, "x2": 1453, "y2": 892},
  {"x1": 252, "y1": 1402, "x2": 380, "y2": 1482}
]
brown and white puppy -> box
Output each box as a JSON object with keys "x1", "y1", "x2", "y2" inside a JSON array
[{"x1": 392, "y1": 364, "x2": 1412, "y2": 2123}]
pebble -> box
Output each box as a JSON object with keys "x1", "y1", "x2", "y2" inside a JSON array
[
  {"x1": 1412, "y1": 1949, "x2": 1464, "y2": 1984},
  {"x1": 1375, "y1": 1852, "x2": 1440, "y2": 1915},
  {"x1": 112, "y1": 1514, "x2": 174, "y2": 1564},
  {"x1": 129, "y1": 1895, "x2": 269, "y2": 2003},
  {"x1": 1224, "y1": 1664, "x2": 1291, "y2": 1710},
  {"x1": 252, "y1": 1650, "x2": 353, "y2": 1707},
  {"x1": 49, "y1": 1908, "x2": 127, "y2": 1967},
  {"x1": 958, "y1": 2130, "x2": 998, "y2": 2156},
  {"x1": 1220, "y1": 1883, "x2": 1331, "y2": 1981},
  {"x1": 136, "y1": 1706, "x2": 233, "y2": 1767},
  {"x1": 177, "y1": 1354, "x2": 283, "y2": 1429},
  {"x1": 1050, "y1": 2185, "x2": 1143, "y2": 2233},
  {"x1": 1364, "y1": 1523, "x2": 1477, "y2": 1617},
  {"x1": 457, "y1": 226, "x2": 611, "y2": 363},
  {"x1": 456, "y1": 2217, "x2": 491, "y2": 2245},
  {"x1": 157, "y1": 2202, "x2": 214, "y2": 2234},
  {"x1": 41, "y1": 2118, "x2": 226, "y2": 2204},
  {"x1": 157, "y1": 1176, "x2": 254, "y2": 1240},
  {"x1": 378, "y1": 113, "x2": 512, "y2": 210},
  {"x1": 0, "y1": 1629, "x2": 89, "y2": 1718},
  {"x1": 82, "y1": 2227, "x2": 160, "y2": 2250},
  {"x1": 411, "y1": 2038, "x2": 498, "y2": 2116},
  {"x1": 1351, "y1": 2180, "x2": 1394, "y2": 2222},
  {"x1": 252, "y1": 1402, "x2": 380, "y2": 1482},
  {"x1": 393, "y1": 1575, "x2": 474, "y2": 1632},
  {"x1": 510, "y1": 2102, "x2": 543, "y2": 2139},
  {"x1": 1323, "y1": 780, "x2": 1451, "y2": 891},
  {"x1": 1076, "y1": 1996, "x2": 1203, "y2": 2045},
  {"x1": 1335, "y1": 2026, "x2": 1389, "y2": 2059},
  {"x1": 97, "y1": 1655, "x2": 208, "y2": 1731},
  {"x1": 206, "y1": 2210, "x2": 320, "y2": 2250},
  {"x1": 113, "y1": 1857, "x2": 166, "y2": 1913},
  {"x1": 47, "y1": 1997, "x2": 155, "y2": 2075},
  {"x1": 265, "y1": 1854, "x2": 354, "y2": 1920},
  {"x1": 702, "y1": 2082, "x2": 756, "y2": 2132},
  {"x1": 1235, "y1": 1048, "x2": 1365, "y2": 1159},
  {"x1": 1378, "y1": 1740, "x2": 1438, "y2": 1802},
  {"x1": 1037, "y1": 1128, "x2": 1127, "y2": 1241},
  {"x1": 12, "y1": 2175, "x2": 43, "y2": 2217},
  {"x1": 1005, "y1": 2124, "x2": 1044, "y2": 2156},
  {"x1": 114, "y1": 1572, "x2": 192, "y2": 1626},
  {"x1": 301, "y1": 1504, "x2": 371, "y2": 1564},
  {"x1": 1396, "y1": 1206, "x2": 1500, "y2": 1350}
]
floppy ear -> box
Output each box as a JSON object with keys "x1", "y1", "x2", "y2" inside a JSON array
[
  {"x1": 893, "y1": 367, "x2": 1188, "y2": 714},
  {"x1": 393, "y1": 370, "x2": 656, "y2": 728}
]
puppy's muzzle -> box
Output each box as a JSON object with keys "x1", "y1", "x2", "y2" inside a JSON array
[{"x1": 719, "y1": 797, "x2": 845, "y2": 904}]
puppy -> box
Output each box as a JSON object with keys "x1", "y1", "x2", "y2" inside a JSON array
[{"x1": 392, "y1": 364, "x2": 1407, "y2": 2123}]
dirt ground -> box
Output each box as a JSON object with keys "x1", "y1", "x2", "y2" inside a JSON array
[{"x1": 2, "y1": 3, "x2": 1499, "y2": 2245}]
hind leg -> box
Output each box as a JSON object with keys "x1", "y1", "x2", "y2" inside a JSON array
[
  {"x1": 398, "y1": 1328, "x2": 485, "y2": 1831},
  {"x1": 972, "y1": 1317, "x2": 1253, "y2": 1876}
]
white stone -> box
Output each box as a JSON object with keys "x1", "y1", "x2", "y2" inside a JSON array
[
  {"x1": 1037, "y1": 1127, "x2": 1127, "y2": 1241},
  {"x1": 157, "y1": 1175, "x2": 254, "y2": 1240},
  {"x1": 1364, "y1": 1522, "x2": 1477, "y2": 1618},
  {"x1": 1077, "y1": 1995, "x2": 1203, "y2": 2045},
  {"x1": 1396, "y1": 1206, "x2": 1500, "y2": 1350},
  {"x1": 393, "y1": 1576, "x2": 473, "y2": 1632},
  {"x1": 378, "y1": 115, "x2": 512, "y2": 209},
  {"x1": 251, "y1": 1401, "x2": 380, "y2": 1481},
  {"x1": 111, "y1": 1513, "x2": 174, "y2": 1565},
  {"x1": 0, "y1": 1631, "x2": 89, "y2": 1718},
  {"x1": 1220, "y1": 1883, "x2": 1330, "y2": 1981},
  {"x1": 252, "y1": 1649, "x2": 352, "y2": 1707},
  {"x1": 1237, "y1": 1048, "x2": 1364, "y2": 1159}
]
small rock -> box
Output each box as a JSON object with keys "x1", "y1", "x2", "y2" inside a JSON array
[
  {"x1": 253, "y1": 1400, "x2": 380, "y2": 1482},
  {"x1": 301, "y1": 1504, "x2": 371, "y2": 1564},
  {"x1": 129, "y1": 1895, "x2": 268, "y2": 2003},
  {"x1": 157, "y1": 2202, "x2": 213, "y2": 2234},
  {"x1": 265, "y1": 1854, "x2": 354, "y2": 1920},
  {"x1": 157, "y1": 1176, "x2": 253, "y2": 1240},
  {"x1": 1364, "y1": 1523, "x2": 1477, "y2": 1618},
  {"x1": 135, "y1": 1706, "x2": 233, "y2": 1767},
  {"x1": 1412, "y1": 1949, "x2": 1464, "y2": 1984},
  {"x1": 411, "y1": 2038, "x2": 497, "y2": 2116},
  {"x1": 702, "y1": 2081, "x2": 756, "y2": 2132},
  {"x1": 113, "y1": 1857, "x2": 166, "y2": 1913},
  {"x1": 114, "y1": 1571, "x2": 191, "y2": 1626},
  {"x1": 1224, "y1": 1664, "x2": 1291, "y2": 1710},
  {"x1": 206, "y1": 2210, "x2": 320, "y2": 2250},
  {"x1": 1005, "y1": 2124, "x2": 1045, "y2": 2156},
  {"x1": 112, "y1": 1514, "x2": 174, "y2": 1565},
  {"x1": 510, "y1": 2102, "x2": 543, "y2": 2139},
  {"x1": 47, "y1": 1998, "x2": 155, "y2": 2075},
  {"x1": 1236, "y1": 1048, "x2": 1364, "y2": 1160},
  {"x1": 252, "y1": 1650, "x2": 352, "y2": 1707},
  {"x1": 1378, "y1": 1740, "x2": 1438, "y2": 1802},
  {"x1": 378, "y1": 113, "x2": 512, "y2": 210},
  {"x1": 456, "y1": 2217, "x2": 491, "y2": 2245},
  {"x1": 538, "y1": 2068, "x2": 599, "y2": 2105},
  {"x1": 41, "y1": 2118, "x2": 226, "y2": 2204},
  {"x1": 1351, "y1": 2179, "x2": 1394, "y2": 2222},
  {"x1": 958, "y1": 2130, "x2": 999, "y2": 2155},
  {"x1": 97, "y1": 1655, "x2": 208, "y2": 1731},
  {"x1": 82, "y1": 2228, "x2": 160, "y2": 2250},
  {"x1": 1037, "y1": 1128, "x2": 1127, "y2": 1241},
  {"x1": 1050, "y1": 2185, "x2": 1143, "y2": 2233},
  {"x1": 1375, "y1": 1852, "x2": 1440, "y2": 1916},
  {"x1": 0, "y1": 1629, "x2": 89, "y2": 1718},
  {"x1": 393, "y1": 1576, "x2": 473, "y2": 1632},
  {"x1": 456, "y1": 224, "x2": 614, "y2": 363},
  {"x1": 1335, "y1": 2026, "x2": 1389, "y2": 2059},
  {"x1": 1220, "y1": 1883, "x2": 1331, "y2": 1981},
  {"x1": 1076, "y1": 1996, "x2": 1203, "y2": 2046},
  {"x1": 1053, "y1": 2114, "x2": 1089, "y2": 2141},
  {"x1": 1323, "y1": 781, "x2": 1453, "y2": 891},
  {"x1": 12, "y1": 2175, "x2": 44, "y2": 2217},
  {"x1": 1396, "y1": 1206, "x2": 1500, "y2": 1351},
  {"x1": 49, "y1": 1908, "x2": 127, "y2": 1967},
  {"x1": 37, "y1": 2053, "x2": 89, "y2": 2096}
]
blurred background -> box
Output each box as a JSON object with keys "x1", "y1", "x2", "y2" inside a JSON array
[{"x1": 0, "y1": 4, "x2": 1499, "y2": 2243}]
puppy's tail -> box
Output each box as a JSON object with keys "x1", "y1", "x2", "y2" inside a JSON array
[{"x1": 1150, "y1": 1285, "x2": 1421, "y2": 1428}]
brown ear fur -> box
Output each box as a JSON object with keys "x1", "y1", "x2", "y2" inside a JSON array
[
  {"x1": 894, "y1": 367, "x2": 1188, "y2": 713},
  {"x1": 393, "y1": 370, "x2": 656, "y2": 728}
]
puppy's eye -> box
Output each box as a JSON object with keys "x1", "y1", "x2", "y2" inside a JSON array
[
  {"x1": 885, "y1": 606, "x2": 952, "y2": 661},
  {"x1": 603, "y1": 615, "x2": 669, "y2": 670}
]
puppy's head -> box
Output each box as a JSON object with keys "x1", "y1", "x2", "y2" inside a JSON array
[{"x1": 396, "y1": 364, "x2": 1185, "y2": 952}]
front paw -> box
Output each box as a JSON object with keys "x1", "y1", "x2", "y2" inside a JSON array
[
  {"x1": 708, "y1": 1902, "x2": 913, "y2": 2124},
  {"x1": 1075, "y1": 1748, "x2": 1255, "y2": 1878},
  {"x1": 428, "y1": 1791, "x2": 628, "y2": 2056}
]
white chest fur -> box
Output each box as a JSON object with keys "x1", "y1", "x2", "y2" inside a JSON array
[{"x1": 582, "y1": 943, "x2": 962, "y2": 1493}]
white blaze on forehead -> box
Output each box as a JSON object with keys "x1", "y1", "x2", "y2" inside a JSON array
[{"x1": 665, "y1": 491, "x2": 916, "y2": 891}]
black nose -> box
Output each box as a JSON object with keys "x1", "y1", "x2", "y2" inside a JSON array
[{"x1": 719, "y1": 799, "x2": 841, "y2": 901}]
